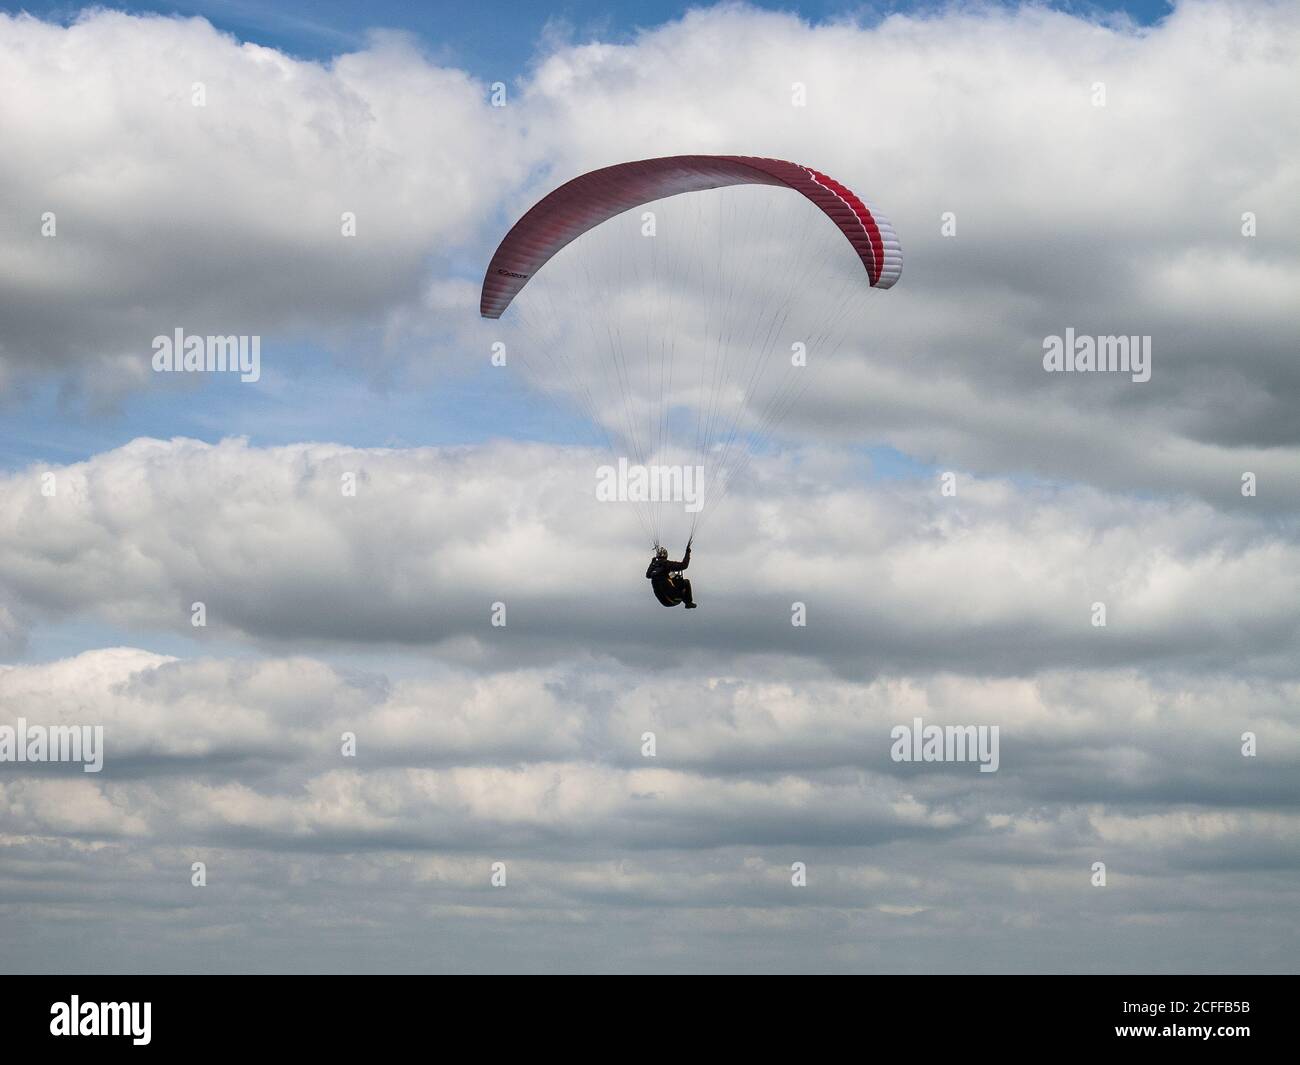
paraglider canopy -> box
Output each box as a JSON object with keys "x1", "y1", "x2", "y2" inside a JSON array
[{"x1": 481, "y1": 154, "x2": 901, "y2": 319}]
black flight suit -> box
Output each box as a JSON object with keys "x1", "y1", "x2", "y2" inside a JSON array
[{"x1": 646, "y1": 546, "x2": 695, "y2": 607}]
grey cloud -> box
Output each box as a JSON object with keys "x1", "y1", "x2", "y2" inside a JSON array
[{"x1": 1, "y1": 648, "x2": 1297, "y2": 973}]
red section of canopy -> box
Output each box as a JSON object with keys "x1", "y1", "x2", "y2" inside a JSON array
[{"x1": 480, "y1": 154, "x2": 900, "y2": 319}]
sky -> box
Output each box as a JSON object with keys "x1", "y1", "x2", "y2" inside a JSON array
[
  {"x1": 0, "y1": 0, "x2": 1297, "y2": 974},
  {"x1": 1, "y1": 1, "x2": 1181, "y2": 71}
]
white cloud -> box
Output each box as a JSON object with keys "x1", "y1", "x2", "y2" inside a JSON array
[
  {"x1": 2, "y1": 436, "x2": 1297, "y2": 677},
  {"x1": 3, "y1": 3, "x2": 1298, "y2": 500},
  {"x1": 0, "y1": 10, "x2": 529, "y2": 388}
]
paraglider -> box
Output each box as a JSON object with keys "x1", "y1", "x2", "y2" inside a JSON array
[
  {"x1": 646, "y1": 541, "x2": 696, "y2": 609},
  {"x1": 479, "y1": 154, "x2": 901, "y2": 607}
]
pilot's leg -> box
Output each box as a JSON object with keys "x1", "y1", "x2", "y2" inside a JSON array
[{"x1": 679, "y1": 578, "x2": 696, "y2": 608}]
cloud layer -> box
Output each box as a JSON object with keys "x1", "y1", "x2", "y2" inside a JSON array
[
  {"x1": 4, "y1": 3, "x2": 1298, "y2": 501},
  {"x1": 3, "y1": 436, "x2": 1298, "y2": 677},
  {"x1": 3, "y1": 646, "x2": 1296, "y2": 973}
]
